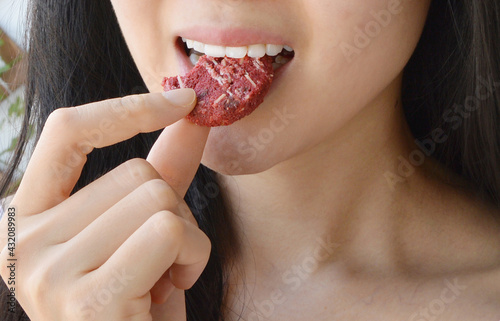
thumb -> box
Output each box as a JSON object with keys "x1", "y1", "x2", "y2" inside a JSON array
[{"x1": 146, "y1": 115, "x2": 210, "y2": 196}]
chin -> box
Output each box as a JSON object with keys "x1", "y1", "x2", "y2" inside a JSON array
[
  {"x1": 200, "y1": 123, "x2": 290, "y2": 175},
  {"x1": 201, "y1": 138, "x2": 276, "y2": 176}
]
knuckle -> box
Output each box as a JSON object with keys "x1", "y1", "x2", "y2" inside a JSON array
[
  {"x1": 63, "y1": 278, "x2": 101, "y2": 320},
  {"x1": 119, "y1": 295, "x2": 152, "y2": 319},
  {"x1": 195, "y1": 230, "x2": 212, "y2": 265},
  {"x1": 43, "y1": 107, "x2": 77, "y2": 135},
  {"x1": 201, "y1": 230, "x2": 212, "y2": 253},
  {"x1": 117, "y1": 94, "x2": 146, "y2": 116},
  {"x1": 151, "y1": 211, "x2": 186, "y2": 240},
  {"x1": 64, "y1": 296, "x2": 87, "y2": 320},
  {"x1": 120, "y1": 158, "x2": 161, "y2": 184},
  {"x1": 142, "y1": 179, "x2": 179, "y2": 211},
  {"x1": 177, "y1": 202, "x2": 198, "y2": 226},
  {"x1": 25, "y1": 264, "x2": 56, "y2": 305}
]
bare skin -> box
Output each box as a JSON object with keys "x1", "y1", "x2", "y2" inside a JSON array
[
  {"x1": 219, "y1": 79, "x2": 500, "y2": 320},
  {"x1": 0, "y1": 90, "x2": 213, "y2": 320},
  {"x1": 1, "y1": 0, "x2": 500, "y2": 320}
]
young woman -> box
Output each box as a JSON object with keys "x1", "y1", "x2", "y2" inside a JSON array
[{"x1": 0, "y1": 0, "x2": 499, "y2": 320}]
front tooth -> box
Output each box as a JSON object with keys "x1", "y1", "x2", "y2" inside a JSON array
[
  {"x1": 226, "y1": 46, "x2": 248, "y2": 59},
  {"x1": 184, "y1": 39, "x2": 290, "y2": 58},
  {"x1": 205, "y1": 44, "x2": 226, "y2": 57},
  {"x1": 266, "y1": 44, "x2": 284, "y2": 56},
  {"x1": 189, "y1": 53, "x2": 202, "y2": 65},
  {"x1": 248, "y1": 44, "x2": 266, "y2": 58},
  {"x1": 193, "y1": 41, "x2": 205, "y2": 53}
]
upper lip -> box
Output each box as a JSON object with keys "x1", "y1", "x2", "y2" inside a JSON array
[{"x1": 177, "y1": 26, "x2": 293, "y2": 47}]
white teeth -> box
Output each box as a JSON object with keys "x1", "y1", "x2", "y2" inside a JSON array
[
  {"x1": 266, "y1": 44, "x2": 284, "y2": 56},
  {"x1": 247, "y1": 44, "x2": 266, "y2": 58},
  {"x1": 181, "y1": 37, "x2": 294, "y2": 58},
  {"x1": 193, "y1": 41, "x2": 205, "y2": 53},
  {"x1": 226, "y1": 46, "x2": 248, "y2": 59},
  {"x1": 189, "y1": 52, "x2": 202, "y2": 65},
  {"x1": 204, "y1": 44, "x2": 226, "y2": 57}
]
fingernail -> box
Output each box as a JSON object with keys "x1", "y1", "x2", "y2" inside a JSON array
[{"x1": 162, "y1": 88, "x2": 196, "y2": 108}]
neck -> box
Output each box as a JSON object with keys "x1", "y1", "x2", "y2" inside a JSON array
[{"x1": 218, "y1": 74, "x2": 420, "y2": 276}]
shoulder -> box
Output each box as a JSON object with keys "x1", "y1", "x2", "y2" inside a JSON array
[
  {"x1": 401, "y1": 163, "x2": 500, "y2": 275},
  {"x1": 400, "y1": 166, "x2": 500, "y2": 316}
]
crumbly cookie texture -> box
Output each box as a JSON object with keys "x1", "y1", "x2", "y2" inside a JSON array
[{"x1": 162, "y1": 55, "x2": 274, "y2": 127}]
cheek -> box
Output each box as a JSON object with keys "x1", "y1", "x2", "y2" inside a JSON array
[
  {"x1": 306, "y1": 0, "x2": 431, "y2": 95},
  {"x1": 294, "y1": 0, "x2": 432, "y2": 135},
  {"x1": 203, "y1": 0, "x2": 431, "y2": 175},
  {"x1": 110, "y1": 0, "x2": 177, "y2": 92}
]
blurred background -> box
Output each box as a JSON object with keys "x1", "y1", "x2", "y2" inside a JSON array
[{"x1": 0, "y1": 0, "x2": 30, "y2": 184}]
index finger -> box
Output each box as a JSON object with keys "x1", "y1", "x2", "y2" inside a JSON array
[{"x1": 12, "y1": 89, "x2": 196, "y2": 216}]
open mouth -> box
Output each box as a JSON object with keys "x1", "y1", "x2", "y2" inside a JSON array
[
  {"x1": 167, "y1": 35, "x2": 294, "y2": 126},
  {"x1": 178, "y1": 37, "x2": 295, "y2": 72}
]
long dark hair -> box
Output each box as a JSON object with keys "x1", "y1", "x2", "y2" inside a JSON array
[{"x1": 1, "y1": 0, "x2": 499, "y2": 320}]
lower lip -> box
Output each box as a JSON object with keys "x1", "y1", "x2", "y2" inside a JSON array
[{"x1": 173, "y1": 39, "x2": 293, "y2": 94}]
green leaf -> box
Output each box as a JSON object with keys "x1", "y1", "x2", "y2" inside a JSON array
[
  {"x1": 0, "y1": 93, "x2": 26, "y2": 167},
  {"x1": 0, "y1": 64, "x2": 11, "y2": 75},
  {"x1": 0, "y1": 134, "x2": 19, "y2": 158},
  {"x1": 0, "y1": 55, "x2": 22, "y2": 77},
  {"x1": 7, "y1": 136, "x2": 19, "y2": 152},
  {"x1": 0, "y1": 38, "x2": 4, "y2": 47},
  {"x1": 10, "y1": 55, "x2": 22, "y2": 65},
  {"x1": 7, "y1": 97, "x2": 24, "y2": 117}
]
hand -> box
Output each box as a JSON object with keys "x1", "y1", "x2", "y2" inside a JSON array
[{"x1": 0, "y1": 88, "x2": 211, "y2": 321}]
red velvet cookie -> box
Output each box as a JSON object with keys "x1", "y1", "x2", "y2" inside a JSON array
[{"x1": 162, "y1": 55, "x2": 274, "y2": 127}]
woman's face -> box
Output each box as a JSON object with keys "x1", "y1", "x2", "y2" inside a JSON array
[{"x1": 111, "y1": 0, "x2": 431, "y2": 174}]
